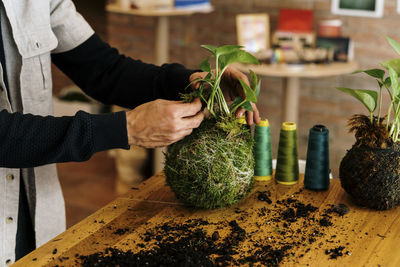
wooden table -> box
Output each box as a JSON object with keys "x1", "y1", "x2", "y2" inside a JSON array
[
  {"x1": 14, "y1": 173, "x2": 400, "y2": 266},
  {"x1": 234, "y1": 62, "x2": 359, "y2": 124},
  {"x1": 106, "y1": 4, "x2": 214, "y2": 175}
]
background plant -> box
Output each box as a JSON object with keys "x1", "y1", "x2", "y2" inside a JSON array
[
  {"x1": 337, "y1": 37, "x2": 400, "y2": 142},
  {"x1": 185, "y1": 45, "x2": 260, "y2": 120}
]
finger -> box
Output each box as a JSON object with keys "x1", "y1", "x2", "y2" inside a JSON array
[
  {"x1": 190, "y1": 72, "x2": 207, "y2": 90},
  {"x1": 246, "y1": 111, "x2": 254, "y2": 126},
  {"x1": 177, "y1": 98, "x2": 203, "y2": 117},
  {"x1": 252, "y1": 103, "x2": 261, "y2": 124},
  {"x1": 235, "y1": 108, "x2": 246, "y2": 118},
  {"x1": 181, "y1": 110, "x2": 204, "y2": 130}
]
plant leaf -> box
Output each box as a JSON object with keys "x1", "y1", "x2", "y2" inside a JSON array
[
  {"x1": 336, "y1": 87, "x2": 377, "y2": 113},
  {"x1": 216, "y1": 45, "x2": 243, "y2": 57},
  {"x1": 220, "y1": 50, "x2": 259, "y2": 70},
  {"x1": 353, "y1": 69, "x2": 385, "y2": 80},
  {"x1": 386, "y1": 36, "x2": 400, "y2": 56},
  {"x1": 199, "y1": 58, "x2": 211, "y2": 73},
  {"x1": 384, "y1": 76, "x2": 392, "y2": 88},
  {"x1": 241, "y1": 101, "x2": 253, "y2": 112},
  {"x1": 238, "y1": 78, "x2": 257, "y2": 103},
  {"x1": 381, "y1": 59, "x2": 400, "y2": 75},
  {"x1": 388, "y1": 65, "x2": 400, "y2": 100},
  {"x1": 230, "y1": 97, "x2": 244, "y2": 112},
  {"x1": 255, "y1": 79, "x2": 261, "y2": 98},
  {"x1": 249, "y1": 70, "x2": 258, "y2": 89},
  {"x1": 201, "y1": 45, "x2": 217, "y2": 56},
  {"x1": 249, "y1": 69, "x2": 261, "y2": 99}
]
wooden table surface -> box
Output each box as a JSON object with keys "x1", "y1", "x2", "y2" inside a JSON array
[
  {"x1": 14, "y1": 173, "x2": 400, "y2": 266},
  {"x1": 234, "y1": 62, "x2": 359, "y2": 78}
]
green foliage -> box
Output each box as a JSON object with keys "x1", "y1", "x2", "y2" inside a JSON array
[
  {"x1": 164, "y1": 119, "x2": 254, "y2": 209},
  {"x1": 189, "y1": 45, "x2": 260, "y2": 119},
  {"x1": 336, "y1": 87, "x2": 377, "y2": 113},
  {"x1": 337, "y1": 36, "x2": 400, "y2": 142}
]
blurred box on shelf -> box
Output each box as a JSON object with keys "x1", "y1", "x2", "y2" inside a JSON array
[
  {"x1": 316, "y1": 37, "x2": 353, "y2": 62},
  {"x1": 174, "y1": 0, "x2": 212, "y2": 11},
  {"x1": 317, "y1": 19, "x2": 342, "y2": 38},
  {"x1": 278, "y1": 9, "x2": 313, "y2": 33}
]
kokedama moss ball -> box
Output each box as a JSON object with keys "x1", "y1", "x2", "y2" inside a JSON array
[
  {"x1": 164, "y1": 119, "x2": 254, "y2": 209},
  {"x1": 340, "y1": 144, "x2": 400, "y2": 210}
]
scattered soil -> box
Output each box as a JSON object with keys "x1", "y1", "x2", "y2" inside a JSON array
[
  {"x1": 77, "y1": 192, "x2": 351, "y2": 266},
  {"x1": 113, "y1": 228, "x2": 130, "y2": 236}
]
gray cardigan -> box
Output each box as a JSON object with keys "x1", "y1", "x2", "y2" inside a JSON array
[{"x1": 0, "y1": 0, "x2": 93, "y2": 265}]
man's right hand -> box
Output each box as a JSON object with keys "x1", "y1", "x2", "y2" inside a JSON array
[{"x1": 126, "y1": 98, "x2": 204, "y2": 148}]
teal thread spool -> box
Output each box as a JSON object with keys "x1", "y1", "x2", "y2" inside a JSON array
[
  {"x1": 275, "y1": 122, "x2": 299, "y2": 185},
  {"x1": 254, "y1": 119, "x2": 273, "y2": 181},
  {"x1": 304, "y1": 125, "x2": 330, "y2": 190}
]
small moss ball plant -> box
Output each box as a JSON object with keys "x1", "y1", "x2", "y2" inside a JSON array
[
  {"x1": 165, "y1": 45, "x2": 260, "y2": 209},
  {"x1": 337, "y1": 37, "x2": 400, "y2": 210},
  {"x1": 165, "y1": 119, "x2": 254, "y2": 209}
]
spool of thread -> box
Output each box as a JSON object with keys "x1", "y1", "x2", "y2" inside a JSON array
[
  {"x1": 304, "y1": 125, "x2": 330, "y2": 190},
  {"x1": 253, "y1": 119, "x2": 273, "y2": 181},
  {"x1": 275, "y1": 122, "x2": 299, "y2": 185}
]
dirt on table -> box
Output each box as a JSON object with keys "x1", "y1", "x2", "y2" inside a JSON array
[{"x1": 76, "y1": 188, "x2": 351, "y2": 267}]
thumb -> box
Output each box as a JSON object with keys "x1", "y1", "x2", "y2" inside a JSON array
[{"x1": 178, "y1": 98, "x2": 202, "y2": 117}]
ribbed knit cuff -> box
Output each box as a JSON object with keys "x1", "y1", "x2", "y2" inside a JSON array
[{"x1": 91, "y1": 111, "x2": 130, "y2": 153}]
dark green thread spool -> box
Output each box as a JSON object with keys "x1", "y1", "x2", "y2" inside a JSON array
[
  {"x1": 275, "y1": 122, "x2": 299, "y2": 185},
  {"x1": 254, "y1": 119, "x2": 273, "y2": 181},
  {"x1": 304, "y1": 125, "x2": 330, "y2": 190}
]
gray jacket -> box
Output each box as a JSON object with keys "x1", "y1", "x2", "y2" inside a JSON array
[{"x1": 0, "y1": 0, "x2": 93, "y2": 265}]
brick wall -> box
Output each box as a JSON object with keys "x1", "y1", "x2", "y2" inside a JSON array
[{"x1": 103, "y1": 0, "x2": 399, "y2": 176}]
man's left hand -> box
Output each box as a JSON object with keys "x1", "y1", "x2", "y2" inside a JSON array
[{"x1": 189, "y1": 66, "x2": 261, "y2": 126}]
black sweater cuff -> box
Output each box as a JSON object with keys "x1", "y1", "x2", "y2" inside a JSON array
[{"x1": 91, "y1": 111, "x2": 130, "y2": 153}]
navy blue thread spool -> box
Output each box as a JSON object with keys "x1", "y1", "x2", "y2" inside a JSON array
[{"x1": 304, "y1": 125, "x2": 330, "y2": 190}]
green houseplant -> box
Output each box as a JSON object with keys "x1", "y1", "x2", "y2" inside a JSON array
[
  {"x1": 337, "y1": 37, "x2": 400, "y2": 210},
  {"x1": 164, "y1": 45, "x2": 260, "y2": 209}
]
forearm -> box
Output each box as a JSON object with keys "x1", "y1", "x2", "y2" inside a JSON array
[
  {"x1": 0, "y1": 110, "x2": 129, "y2": 168},
  {"x1": 51, "y1": 34, "x2": 195, "y2": 109}
]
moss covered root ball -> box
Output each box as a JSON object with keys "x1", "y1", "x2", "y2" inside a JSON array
[
  {"x1": 164, "y1": 119, "x2": 254, "y2": 209},
  {"x1": 340, "y1": 145, "x2": 400, "y2": 210}
]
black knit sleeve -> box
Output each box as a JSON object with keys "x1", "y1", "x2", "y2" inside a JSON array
[
  {"x1": 0, "y1": 109, "x2": 129, "y2": 168},
  {"x1": 51, "y1": 34, "x2": 196, "y2": 109}
]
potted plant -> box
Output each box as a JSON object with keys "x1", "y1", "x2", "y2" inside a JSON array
[
  {"x1": 337, "y1": 37, "x2": 400, "y2": 210},
  {"x1": 164, "y1": 45, "x2": 260, "y2": 209}
]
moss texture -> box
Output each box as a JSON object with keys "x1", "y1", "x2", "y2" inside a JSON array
[{"x1": 164, "y1": 118, "x2": 254, "y2": 209}]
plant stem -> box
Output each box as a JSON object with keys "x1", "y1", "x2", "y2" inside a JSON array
[
  {"x1": 378, "y1": 85, "x2": 383, "y2": 123},
  {"x1": 370, "y1": 112, "x2": 373, "y2": 124},
  {"x1": 387, "y1": 102, "x2": 393, "y2": 131}
]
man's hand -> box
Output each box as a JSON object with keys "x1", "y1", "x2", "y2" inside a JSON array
[
  {"x1": 189, "y1": 66, "x2": 260, "y2": 125},
  {"x1": 126, "y1": 98, "x2": 204, "y2": 148}
]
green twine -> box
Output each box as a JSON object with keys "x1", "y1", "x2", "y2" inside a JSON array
[
  {"x1": 304, "y1": 125, "x2": 330, "y2": 190},
  {"x1": 253, "y1": 120, "x2": 273, "y2": 181},
  {"x1": 275, "y1": 122, "x2": 299, "y2": 185}
]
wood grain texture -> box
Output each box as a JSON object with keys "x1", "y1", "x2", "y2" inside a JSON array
[
  {"x1": 13, "y1": 173, "x2": 400, "y2": 267},
  {"x1": 233, "y1": 62, "x2": 359, "y2": 78}
]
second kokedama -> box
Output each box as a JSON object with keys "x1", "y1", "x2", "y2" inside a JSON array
[{"x1": 338, "y1": 37, "x2": 400, "y2": 210}]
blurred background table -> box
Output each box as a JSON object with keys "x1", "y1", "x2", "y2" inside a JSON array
[{"x1": 235, "y1": 61, "x2": 359, "y2": 123}]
